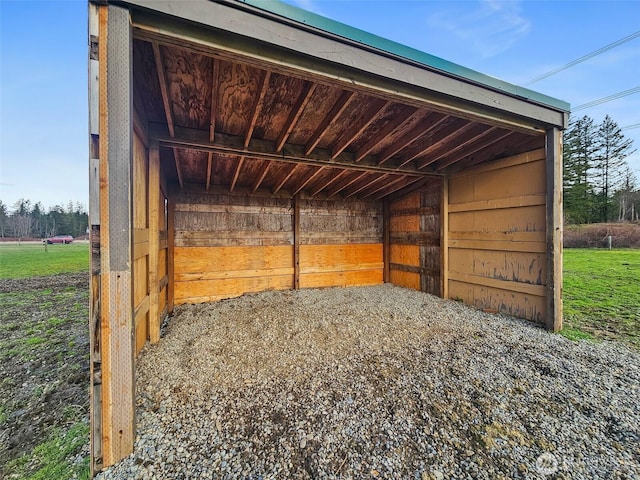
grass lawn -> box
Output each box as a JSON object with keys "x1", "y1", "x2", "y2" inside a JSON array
[
  {"x1": 0, "y1": 242, "x2": 88, "y2": 278},
  {"x1": 563, "y1": 248, "x2": 640, "y2": 348}
]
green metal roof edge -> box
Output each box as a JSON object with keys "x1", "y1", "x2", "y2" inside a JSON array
[{"x1": 235, "y1": 0, "x2": 570, "y2": 112}]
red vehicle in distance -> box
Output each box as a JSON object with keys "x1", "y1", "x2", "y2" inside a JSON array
[{"x1": 45, "y1": 235, "x2": 74, "y2": 244}]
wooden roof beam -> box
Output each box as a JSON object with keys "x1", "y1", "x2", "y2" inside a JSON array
[
  {"x1": 326, "y1": 171, "x2": 369, "y2": 197},
  {"x1": 229, "y1": 155, "x2": 244, "y2": 192},
  {"x1": 276, "y1": 81, "x2": 316, "y2": 152},
  {"x1": 415, "y1": 123, "x2": 493, "y2": 169},
  {"x1": 251, "y1": 160, "x2": 272, "y2": 193},
  {"x1": 377, "y1": 111, "x2": 448, "y2": 165},
  {"x1": 353, "y1": 107, "x2": 418, "y2": 162},
  {"x1": 272, "y1": 164, "x2": 300, "y2": 194},
  {"x1": 343, "y1": 173, "x2": 390, "y2": 199},
  {"x1": 152, "y1": 124, "x2": 431, "y2": 177},
  {"x1": 331, "y1": 99, "x2": 390, "y2": 159},
  {"x1": 305, "y1": 90, "x2": 355, "y2": 155},
  {"x1": 433, "y1": 128, "x2": 513, "y2": 171},
  {"x1": 152, "y1": 41, "x2": 175, "y2": 137},
  {"x1": 245, "y1": 70, "x2": 271, "y2": 148},
  {"x1": 209, "y1": 58, "x2": 219, "y2": 142},
  {"x1": 310, "y1": 168, "x2": 349, "y2": 196},
  {"x1": 172, "y1": 147, "x2": 184, "y2": 189},
  {"x1": 393, "y1": 115, "x2": 460, "y2": 168},
  {"x1": 448, "y1": 133, "x2": 542, "y2": 173},
  {"x1": 374, "y1": 176, "x2": 423, "y2": 200},
  {"x1": 206, "y1": 152, "x2": 213, "y2": 190},
  {"x1": 293, "y1": 166, "x2": 326, "y2": 196},
  {"x1": 360, "y1": 175, "x2": 407, "y2": 199}
]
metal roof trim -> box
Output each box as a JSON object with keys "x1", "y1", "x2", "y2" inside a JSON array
[{"x1": 232, "y1": 0, "x2": 570, "y2": 113}]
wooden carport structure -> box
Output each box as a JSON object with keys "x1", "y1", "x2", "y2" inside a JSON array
[{"x1": 88, "y1": 0, "x2": 569, "y2": 474}]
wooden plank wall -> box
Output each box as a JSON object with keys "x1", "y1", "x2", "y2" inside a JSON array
[
  {"x1": 132, "y1": 133, "x2": 168, "y2": 354},
  {"x1": 447, "y1": 148, "x2": 547, "y2": 323},
  {"x1": 388, "y1": 179, "x2": 442, "y2": 295},
  {"x1": 173, "y1": 191, "x2": 295, "y2": 304},
  {"x1": 299, "y1": 198, "x2": 383, "y2": 288},
  {"x1": 171, "y1": 191, "x2": 384, "y2": 303}
]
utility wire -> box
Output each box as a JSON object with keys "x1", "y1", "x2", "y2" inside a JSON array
[
  {"x1": 621, "y1": 123, "x2": 640, "y2": 131},
  {"x1": 525, "y1": 30, "x2": 640, "y2": 86},
  {"x1": 572, "y1": 86, "x2": 640, "y2": 112}
]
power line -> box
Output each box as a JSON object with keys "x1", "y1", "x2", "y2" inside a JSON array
[
  {"x1": 525, "y1": 30, "x2": 640, "y2": 86},
  {"x1": 622, "y1": 123, "x2": 640, "y2": 131},
  {"x1": 572, "y1": 86, "x2": 640, "y2": 112}
]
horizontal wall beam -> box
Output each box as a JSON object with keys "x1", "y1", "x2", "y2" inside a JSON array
[
  {"x1": 151, "y1": 124, "x2": 434, "y2": 178},
  {"x1": 449, "y1": 271, "x2": 545, "y2": 297}
]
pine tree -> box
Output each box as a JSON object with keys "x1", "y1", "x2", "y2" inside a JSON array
[
  {"x1": 594, "y1": 115, "x2": 636, "y2": 222},
  {"x1": 563, "y1": 116, "x2": 598, "y2": 223}
]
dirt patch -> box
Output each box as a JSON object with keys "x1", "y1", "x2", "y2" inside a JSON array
[{"x1": 0, "y1": 272, "x2": 89, "y2": 477}]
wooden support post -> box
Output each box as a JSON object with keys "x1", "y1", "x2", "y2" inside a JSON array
[
  {"x1": 545, "y1": 128, "x2": 563, "y2": 332},
  {"x1": 293, "y1": 194, "x2": 300, "y2": 289},
  {"x1": 167, "y1": 194, "x2": 175, "y2": 313},
  {"x1": 383, "y1": 198, "x2": 390, "y2": 283},
  {"x1": 90, "y1": 4, "x2": 135, "y2": 474},
  {"x1": 148, "y1": 139, "x2": 160, "y2": 343},
  {"x1": 441, "y1": 175, "x2": 449, "y2": 299}
]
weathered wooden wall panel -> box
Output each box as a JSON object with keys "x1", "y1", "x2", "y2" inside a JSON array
[
  {"x1": 132, "y1": 132, "x2": 149, "y2": 355},
  {"x1": 388, "y1": 179, "x2": 442, "y2": 295},
  {"x1": 447, "y1": 147, "x2": 547, "y2": 323},
  {"x1": 298, "y1": 197, "x2": 383, "y2": 288}
]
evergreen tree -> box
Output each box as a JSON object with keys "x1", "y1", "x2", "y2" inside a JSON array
[
  {"x1": 563, "y1": 116, "x2": 598, "y2": 223},
  {"x1": 594, "y1": 116, "x2": 636, "y2": 222}
]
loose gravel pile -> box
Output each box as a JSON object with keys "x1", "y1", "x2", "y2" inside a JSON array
[{"x1": 97, "y1": 285, "x2": 640, "y2": 479}]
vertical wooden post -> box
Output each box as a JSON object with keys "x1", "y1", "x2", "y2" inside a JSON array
[
  {"x1": 383, "y1": 198, "x2": 390, "y2": 283},
  {"x1": 148, "y1": 139, "x2": 160, "y2": 343},
  {"x1": 546, "y1": 128, "x2": 563, "y2": 332},
  {"x1": 293, "y1": 194, "x2": 300, "y2": 289},
  {"x1": 90, "y1": 3, "x2": 135, "y2": 474},
  {"x1": 167, "y1": 194, "x2": 175, "y2": 313},
  {"x1": 441, "y1": 175, "x2": 449, "y2": 299}
]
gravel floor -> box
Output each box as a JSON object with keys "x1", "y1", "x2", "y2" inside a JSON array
[{"x1": 96, "y1": 285, "x2": 640, "y2": 479}]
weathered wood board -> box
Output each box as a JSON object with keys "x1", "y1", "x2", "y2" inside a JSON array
[{"x1": 447, "y1": 147, "x2": 547, "y2": 323}]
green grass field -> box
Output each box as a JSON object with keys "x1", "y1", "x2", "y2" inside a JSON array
[
  {"x1": 0, "y1": 243, "x2": 89, "y2": 278},
  {"x1": 563, "y1": 249, "x2": 640, "y2": 348}
]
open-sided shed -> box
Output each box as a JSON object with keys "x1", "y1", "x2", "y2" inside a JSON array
[{"x1": 88, "y1": 0, "x2": 568, "y2": 473}]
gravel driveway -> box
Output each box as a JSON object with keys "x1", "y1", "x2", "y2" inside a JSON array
[{"x1": 97, "y1": 285, "x2": 640, "y2": 479}]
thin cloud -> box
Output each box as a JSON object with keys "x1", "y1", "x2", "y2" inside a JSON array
[
  {"x1": 427, "y1": 0, "x2": 531, "y2": 58},
  {"x1": 289, "y1": 0, "x2": 325, "y2": 16}
]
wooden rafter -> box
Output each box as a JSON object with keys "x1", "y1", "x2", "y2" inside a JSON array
[
  {"x1": 310, "y1": 168, "x2": 349, "y2": 196},
  {"x1": 331, "y1": 99, "x2": 390, "y2": 159},
  {"x1": 230, "y1": 155, "x2": 245, "y2": 192},
  {"x1": 206, "y1": 152, "x2": 213, "y2": 190},
  {"x1": 354, "y1": 107, "x2": 419, "y2": 162},
  {"x1": 415, "y1": 122, "x2": 492, "y2": 169},
  {"x1": 377, "y1": 112, "x2": 448, "y2": 166},
  {"x1": 343, "y1": 173, "x2": 390, "y2": 199},
  {"x1": 172, "y1": 147, "x2": 184, "y2": 189},
  {"x1": 305, "y1": 90, "x2": 355, "y2": 155},
  {"x1": 209, "y1": 58, "x2": 219, "y2": 142},
  {"x1": 276, "y1": 81, "x2": 316, "y2": 152},
  {"x1": 393, "y1": 115, "x2": 462, "y2": 168},
  {"x1": 360, "y1": 175, "x2": 408, "y2": 199},
  {"x1": 272, "y1": 164, "x2": 300, "y2": 194},
  {"x1": 251, "y1": 160, "x2": 271, "y2": 193},
  {"x1": 449, "y1": 133, "x2": 542, "y2": 173},
  {"x1": 245, "y1": 70, "x2": 271, "y2": 148},
  {"x1": 152, "y1": 124, "x2": 431, "y2": 177},
  {"x1": 327, "y1": 171, "x2": 368, "y2": 197},
  {"x1": 374, "y1": 176, "x2": 422, "y2": 200},
  {"x1": 152, "y1": 41, "x2": 175, "y2": 137},
  {"x1": 293, "y1": 166, "x2": 326, "y2": 196},
  {"x1": 434, "y1": 128, "x2": 513, "y2": 171}
]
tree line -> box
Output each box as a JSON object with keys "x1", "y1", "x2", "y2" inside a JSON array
[
  {"x1": 0, "y1": 199, "x2": 88, "y2": 239},
  {"x1": 563, "y1": 115, "x2": 638, "y2": 224}
]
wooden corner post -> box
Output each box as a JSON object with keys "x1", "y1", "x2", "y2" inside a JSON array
[
  {"x1": 545, "y1": 128, "x2": 563, "y2": 332},
  {"x1": 89, "y1": 3, "x2": 135, "y2": 475}
]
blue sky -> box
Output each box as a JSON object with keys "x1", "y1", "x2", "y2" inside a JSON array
[{"x1": 1, "y1": 0, "x2": 639, "y2": 210}]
